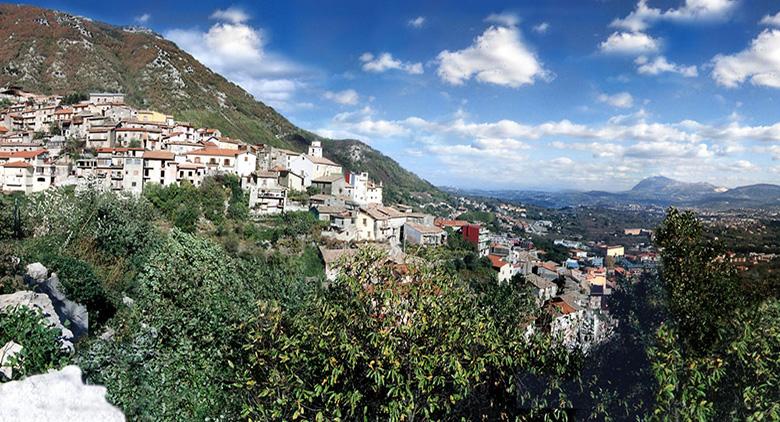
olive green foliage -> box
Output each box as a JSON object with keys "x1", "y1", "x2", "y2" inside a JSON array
[
  {"x1": 144, "y1": 175, "x2": 248, "y2": 231},
  {"x1": 0, "y1": 307, "x2": 71, "y2": 381},
  {"x1": 645, "y1": 208, "x2": 780, "y2": 420},
  {"x1": 80, "y1": 230, "x2": 256, "y2": 420},
  {"x1": 655, "y1": 208, "x2": 744, "y2": 354},
  {"x1": 60, "y1": 92, "x2": 88, "y2": 105},
  {"x1": 239, "y1": 247, "x2": 579, "y2": 420},
  {"x1": 0, "y1": 194, "x2": 25, "y2": 240}
]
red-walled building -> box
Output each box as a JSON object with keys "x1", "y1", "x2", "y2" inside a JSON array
[{"x1": 462, "y1": 224, "x2": 489, "y2": 256}]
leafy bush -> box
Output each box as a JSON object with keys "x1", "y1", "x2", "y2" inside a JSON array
[{"x1": 0, "y1": 306, "x2": 71, "y2": 381}]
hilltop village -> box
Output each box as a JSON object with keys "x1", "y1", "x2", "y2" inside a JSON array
[{"x1": 0, "y1": 87, "x2": 661, "y2": 350}]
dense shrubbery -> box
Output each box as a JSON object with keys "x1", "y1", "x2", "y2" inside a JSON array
[
  {"x1": 0, "y1": 307, "x2": 70, "y2": 380},
  {"x1": 5, "y1": 185, "x2": 779, "y2": 421},
  {"x1": 239, "y1": 247, "x2": 577, "y2": 420}
]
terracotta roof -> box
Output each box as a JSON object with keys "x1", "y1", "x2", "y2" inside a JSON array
[
  {"x1": 53, "y1": 108, "x2": 73, "y2": 115},
  {"x1": 143, "y1": 151, "x2": 175, "y2": 160},
  {"x1": 306, "y1": 154, "x2": 339, "y2": 166},
  {"x1": 405, "y1": 222, "x2": 444, "y2": 235},
  {"x1": 187, "y1": 147, "x2": 247, "y2": 157},
  {"x1": 434, "y1": 218, "x2": 469, "y2": 228},
  {"x1": 1, "y1": 161, "x2": 32, "y2": 168},
  {"x1": 255, "y1": 170, "x2": 278, "y2": 178},
  {"x1": 319, "y1": 247, "x2": 357, "y2": 265},
  {"x1": 177, "y1": 162, "x2": 206, "y2": 169},
  {"x1": 361, "y1": 205, "x2": 406, "y2": 220},
  {"x1": 546, "y1": 297, "x2": 577, "y2": 315},
  {"x1": 0, "y1": 149, "x2": 48, "y2": 158},
  {"x1": 488, "y1": 254, "x2": 508, "y2": 269}
]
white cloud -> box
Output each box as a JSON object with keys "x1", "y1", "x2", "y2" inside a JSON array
[
  {"x1": 135, "y1": 13, "x2": 150, "y2": 24},
  {"x1": 408, "y1": 16, "x2": 426, "y2": 28},
  {"x1": 436, "y1": 23, "x2": 549, "y2": 87},
  {"x1": 210, "y1": 6, "x2": 250, "y2": 24},
  {"x1": 712, "y1": 29, "x2": 780, "y2": 88},
  {"x1": 635, "y1": 55, "x2": 698, "y2": 77},
  {"x1": 598, "y1": 92, "x2": 634, "y2": 108},
  {"x1": 600, "y1": 31, "x2": 660, "y2": 54},
  {"x1": 612, "y1": 0, "x2": 737, "y2": 32},
  {"x1": 165, "y1": 10, "x2": 309, "y2": 111},
  {"x1": 360, "y1": 52, "x2": 423, "y2": 75},
  {"x1": 761, "y1": 11, "x2": 780, "y2": 26},
  {"x1": 533, "y1": 22, "x2": 550, "y2": 34},
  {"x1": 323, "y1": 89, "x2": 359, "y2": 105},
  {"x1": 485, "y1": 12, "x2": 520, "y2": 27}
]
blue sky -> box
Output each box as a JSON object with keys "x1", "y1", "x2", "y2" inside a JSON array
[{"x1": 26, "y1": 0, "x2": 780, "y2": 190}]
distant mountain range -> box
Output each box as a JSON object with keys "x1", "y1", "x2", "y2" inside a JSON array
[{"x1": 447, "y1": 176, "x2": 780, "y2": 210}]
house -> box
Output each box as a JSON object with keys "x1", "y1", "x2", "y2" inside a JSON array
[
  {"x1": 403, "y1": 222, "x2": 446, "y2": 246},
  {"x1": 434, "y1": 219, "x2": 470, "y2": 231},
  {"x1": 114, "y1": 127, "x2": 163, "y2": 150},
  {"x1": 142, "y1": 150, "x2": 177, "y2": 186},
  {"x1": 310, "y1": 174, "x2": 343, "y2": 195},
  {"x1": 185, "y1": 147, "x2": 256, "y2": 177},
  {"x1": 176, "y1": 162, "x2": 207, "y2": 187},
  {"x1": 544, "y1": 297, "x2": 585, "y2": 348},
  {"x1": 248, "y1": 171, "x2": 287, "y2": 215},
  {"x1": 288, "y1": 141, "x2": 343, "y2": 187},
  {"x1": 89, "y1": 93, "x2": 125, "y2": 105},
  {"x1": 0, "y1": 161, "x2": 34, "y2": 193},
  {"x1": 462, "y1": 224, "x2": 490, "y2": 256},
  {"x1": 332, "y1": 172, "x2": 382, "y2": 205},
  {"x1": 356, "y1": 205, "x2": 407, "y2": 243},
  {"x1": 488, "y1": 254, "x2": 512, "y2": 283},
  {"x1": 276, "y1": 168, "x2": 305, "y2": 192},
  {"x1": 526, "y1": 273, "x2": 557, "y2": 305},
  {"x1": 319, "y1": 247, "x2": 357, "y2": 281}
]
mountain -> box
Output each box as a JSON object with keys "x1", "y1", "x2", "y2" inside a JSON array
[
  {"x1": 628, "y1": 176, "x2": 722, "y2": 202},
  {"x1": 0, "y1": 4, "x2": 441, "y2": 203},
  {"x1": 452, "y1": 176, "x2": 780, "y2": 210}
]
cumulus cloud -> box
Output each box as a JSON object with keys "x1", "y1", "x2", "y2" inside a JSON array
[
  {"x1": 712, "y1": 29, "x2": 780, "y2": 88},
  {"x1": 635, "y1": 55, "x2": 698, "y2": 77},
  {"x1": 408, "y1": 16, "x2": 426, "y2": 28},
  {"x1": 612, "y1": 0, "x2": 737, "y2": 32},
  {"x1": 165, "y1": 9, "x2": 310, "y2": 110},
  {"x1": 319, "y1": 105, "x2": 780, "y2": 189},
  {"x1": 598, "y1": 92, "x2": 635, "y2": 108},
  {"x1": 436, "y1": 21, "x2": 549, "y2": 87},
  {"x1": 134, "y1": 13, "x2": 150, "y2": 24},
  {"x1": 600, "y1": 31, "x2": 660, "y2": 54},
  {"x1": 533, "y1": 22, "x2": 550, "y2": 34},
  {"x1": 761, "y1": 11, "x2": 780, "y2": 26},
  {"x1": 210, "y1": 6, "x2": 250, "y2": 24},
  {"x1": 360, "y1": 52, "x2": 423, "y2": 75},
  {"x1": 323, "y1": 89, "x2": 359, "y2": 105}
]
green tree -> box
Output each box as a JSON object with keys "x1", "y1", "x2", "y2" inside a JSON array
[{"x1": 239, "y1": 246, "x2": 578, "y2": 420}]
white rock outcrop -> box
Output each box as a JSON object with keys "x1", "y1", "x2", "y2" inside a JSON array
[
  {"x1": 0, "y1": 365, "x2": 125, "y2": 421},
  {"x1": 25, "y1": 262, "x2": 49, "y2": 282}
]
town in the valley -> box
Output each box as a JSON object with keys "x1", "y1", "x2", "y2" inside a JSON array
[{"x1": 0, "y1": 86, "x2": 664, "y2": 350}]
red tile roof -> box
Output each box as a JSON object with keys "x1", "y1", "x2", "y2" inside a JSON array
[
  {"x1": 0, "y1": 149, "x2": 48, "y2": 158},
  {"x1": 2, "y1": 161, "x2": 33, "y2": 168},
  {"x1": 488, "y1": 254, "x2": 508, "y2": 269},
  {"x1": 186, "y1": 147, "x2": 245, "y2": 157}
]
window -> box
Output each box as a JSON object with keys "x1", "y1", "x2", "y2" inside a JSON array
[
  {"x1": 194, "y1": 157, "x2": 201, "y2": 164},
  {"x1": 363, "y1": 218, "x2": 367, "y2": 225},
  {"x1": 224, "y1": 158, "x2": 230, "y2": 166}
]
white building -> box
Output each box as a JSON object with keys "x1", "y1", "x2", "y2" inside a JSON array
[{"x1": 404, "y1": 222, "x2": 446, "y2": 246}]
